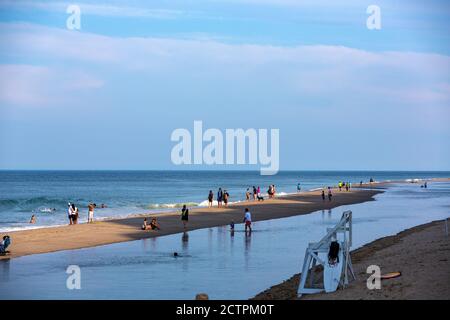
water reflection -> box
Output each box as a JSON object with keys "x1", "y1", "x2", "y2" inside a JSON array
[{"x1": 0, "y1": 259, "x2": 10, "y2": 282}]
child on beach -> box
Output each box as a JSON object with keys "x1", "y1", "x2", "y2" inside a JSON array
[
  {"x1": 243, "y1": 208, "x2": 252, "y2": 233},
  {"x1": 181, "y1": 205, "x2": 189, "y2": 229},
  {"x1": 88, "y1": 203, "x2": 96, "y2": 223}
]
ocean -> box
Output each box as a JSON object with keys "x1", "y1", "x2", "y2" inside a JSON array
[{"x1": 0, "y1": 170, "x2": 449, "y2": 232}]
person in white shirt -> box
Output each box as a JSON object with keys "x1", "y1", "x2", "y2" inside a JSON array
[
  {"x1": 243, "y1": 208, "x2": 252, "y2": 233},
  {"x1": 68, "y1": 203, "x2": 73, "y2": 225}
]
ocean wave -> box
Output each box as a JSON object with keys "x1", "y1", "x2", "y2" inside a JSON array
[
  {"x1": 0, "y1": 196, "x2": 75, "y2": 213},
  {"x1": 140, "y1": 202, "x2": 199, "y2": 210}
]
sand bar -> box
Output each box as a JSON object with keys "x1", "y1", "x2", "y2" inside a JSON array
[{"x1": 0, "y1": 188, "x2": 381, "y2": 260}]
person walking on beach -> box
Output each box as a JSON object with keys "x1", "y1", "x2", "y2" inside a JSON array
[
  {"x1": 252, "y1": 186, "x2": 257, "y2": 201},
  {"x1": 88, "y1": 203, "x2": 96, "y2": 223},
  {"x1": 297, "y1": 183, "x2": 301, "y2": 193},
  {"x1": 223, "y1": 190, "x2": 230, "y2": 207},
  {"x1": 181, "y1": 205, "x2": 189, "y2": 230},
  {"x1": 208, "y1": 190, "x2": 214, "y2": 208},
  {"x1": 328, "y1": 187, "x2": 332, "y2": 201},
  {"x1": 338, "y1": 182, "x2": 342, "y2": 191},
  {"x1": 321, "y1": 189, "x2": 325, "y2": 201},
  {"x1": 243, "y1": 208, "x2": 252, "y2": 233},
  {"x1": 217, "y1": 188, "x2": 223, "y2": 208}
]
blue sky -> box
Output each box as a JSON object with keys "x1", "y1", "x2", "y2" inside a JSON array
[{"x1": 0, "y1": 0, "x2": 449, "y2": 170}]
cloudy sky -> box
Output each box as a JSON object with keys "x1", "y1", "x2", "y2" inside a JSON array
[{"x1": 0, "y1": 0, "x2": 449, "y2": 170}]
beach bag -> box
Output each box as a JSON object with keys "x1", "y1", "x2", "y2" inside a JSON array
[{"x1": 328, "y1": 241, "x2": 340, "y2": 264}]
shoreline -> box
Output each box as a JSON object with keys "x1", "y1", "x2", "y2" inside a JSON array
[
  {"x1": 1, "y1": 187, "x2": 382, "y2": 260},
  {"x1": 3, "y1": 177, "x2": 445, "y2": 234},
  {"x1": 253, "y1": 219, "x2": 450, "y2": 300}
]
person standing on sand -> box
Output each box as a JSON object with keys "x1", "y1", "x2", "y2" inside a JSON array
[
  {"x1": 328, "y1": 187, "x2": 332, "y2": 201},
  {"x1": 88, "y1": 203, "x2": 96, "y2": 223},
  {"x1": 297, "y1": 183, "x2": 301, "y2": 193},
  {"x1": 68, "y1": 203, "x2": 73, "y2": 225},
  {"x1": 252, "y1": 186, "x2": 257, "y2": 201},
  {"x1": 217, "y1": 188, "x2": 223, "y2": 208},
  {"x1": 71, "y1": 203, "x2": 79, "y2": 224},
  {"x1": 246, "y1": 188, "x2": 250, "y2": 201},
  {"x1": 181, "y1": 205, "x2": 189, "y2": 229},
  {"x1": 223, "y1": 190, "x2": 230, "y2": 207},
  {"x1": 208, "y1": 190, "x2": 214, "y2": 207},
  {"x1": 243, "y1": 208, "x2": 252, "y2": 233},
  {"x1": 321, "y1": 189, "x2": 325, "y2": 201}
]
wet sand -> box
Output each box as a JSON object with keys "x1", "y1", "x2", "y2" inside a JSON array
[
  {"x1": 253, "y1": 219, "x2": 450, "y2": 300},
  {"x1": 0, "y1": 188, "x2": 381, "y2": 260}
]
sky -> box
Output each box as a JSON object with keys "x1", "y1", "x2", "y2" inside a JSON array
[{"x1": 0, "y1": 0, "x2": 449, "y2": 171}]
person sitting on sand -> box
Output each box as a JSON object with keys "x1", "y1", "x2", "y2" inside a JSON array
[
  {"x1": 0, "y1": 235, "x2": 11, "y2": 255},
  {"x1": 150, "y1": 218, "x2": 161, "y2": 230},
  {"x1": 30, "y1": 214, "x2": 36, "y2": 224},
  {"x1": 142, "y1": 218, "x2": 149, "y2": 230}
]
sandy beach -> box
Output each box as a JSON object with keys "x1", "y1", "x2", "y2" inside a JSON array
[
  {"x1": 0, "y1": 188, "x2": 381, "y2": 260},
  {"x1": 253, "y1": 219, "x2": 450, "y2": 300}
]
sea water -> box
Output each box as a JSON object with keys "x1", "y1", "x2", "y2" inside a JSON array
[
  {"x1": 0, "y1": 181, "x2": 449, "y2": 299},
  {"x1": 0, "y1": 170, "x2": 448, "y2": 232}
]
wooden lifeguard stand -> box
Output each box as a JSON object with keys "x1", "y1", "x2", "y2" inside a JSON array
[{"x1": 297, "y1": 210, "x2": 356, "y2": 297}]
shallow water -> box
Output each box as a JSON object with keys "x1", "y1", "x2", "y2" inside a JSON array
[{"x1": 0, "y1": 182, "x2": 449, "y2": 299}]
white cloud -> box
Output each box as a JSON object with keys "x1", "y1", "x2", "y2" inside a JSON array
[
  {"x1": 0, "y1": 23, "x2": 449, "y2": 111},
  {"x1": 0, "y1": 64, "x2": 103, "y2": 107}
]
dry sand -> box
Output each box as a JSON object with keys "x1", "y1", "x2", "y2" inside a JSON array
[
  {"x1": 253, "y1": 219, "x2": 450, "y2": 300},
  {"x1": 0, "y1": 188, "x2": 381, "y2": 260}
]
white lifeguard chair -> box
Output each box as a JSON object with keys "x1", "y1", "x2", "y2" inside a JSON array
[{"x1": 297, "y1": 210, "x2": 356, "y2": 297}]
